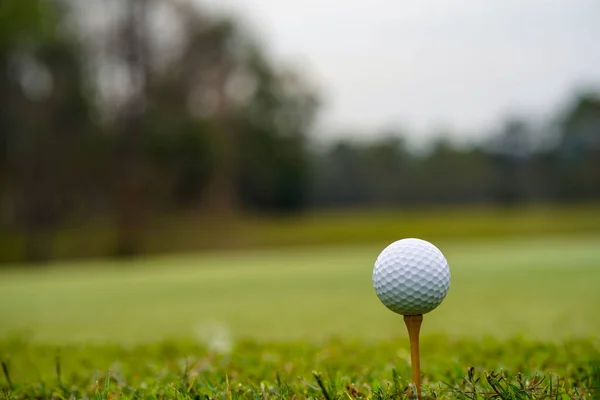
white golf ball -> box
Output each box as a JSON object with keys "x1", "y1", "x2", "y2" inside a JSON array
[{"x1": 372, "y1": 238, "x2": 450, "y2": 315}]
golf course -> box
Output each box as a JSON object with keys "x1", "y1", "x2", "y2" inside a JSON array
[
  {"x1": 1, "y1": 208, "x2": 599, "y2": 399},
  {"x1": 2, "y1": 1, "x2": 600, "y2": 396},
  {"x1": 1, "y1": 234, "x2": 600, "y2": 343}
]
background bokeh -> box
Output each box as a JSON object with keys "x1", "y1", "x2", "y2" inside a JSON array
[{"x1": 1, "y1": 0, "x2": 599, "y2": 344}]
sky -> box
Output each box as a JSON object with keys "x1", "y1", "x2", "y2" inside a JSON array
[{"x1": 203, "y1": 0, "x2": 600, "y2": 143}]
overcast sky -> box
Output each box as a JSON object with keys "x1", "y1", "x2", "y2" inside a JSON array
[{"x1": 202, "y1": 0, "x2": 600, "y2": 143}]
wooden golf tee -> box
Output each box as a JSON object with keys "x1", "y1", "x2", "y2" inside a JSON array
[{"x1": 404, "y1": 314, "x2": 423, "y2": 399}]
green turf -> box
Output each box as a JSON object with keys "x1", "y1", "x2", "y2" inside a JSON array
[
  {"x1": 2, "y1": 234, "x2": 600, "y2": 398},
  {"x1": 1, "y1": 337, "x2": 599, "y2": 399},
  {"x1": 1, "y1": 235, "x2": 599, "y2": 344}
]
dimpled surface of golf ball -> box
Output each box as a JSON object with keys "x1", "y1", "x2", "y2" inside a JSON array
[{"x1": 372, "y1": 238, "x2": 450, "y2": 315}]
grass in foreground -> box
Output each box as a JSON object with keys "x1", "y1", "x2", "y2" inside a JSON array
[
  {"x1": 1, "y1": 234, "x2": 599, "y2": 398},
  {"x1": 1, "y1": 337, "x2": 599, "y2": 399}
]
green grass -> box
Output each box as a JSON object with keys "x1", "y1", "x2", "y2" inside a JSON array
[
  {"x1": 3, "y1": 203, "x2": 600, "y2": 262},
  {"x1": 1, "y1": 337, "x2": 599, "y2": 399},
  {"x1": 237, "y1": 204, "x2": 600, "y2": 249},
  {"x1": 1, "y1": 233, "x2": 600, "y2": 398},
  {"x1": 1, "y1": 235, "x2": 599, "y2": 343}
]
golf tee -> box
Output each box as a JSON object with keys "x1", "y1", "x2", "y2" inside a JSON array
[{"x1": 404, "y1": 314, "x2": 423, "y2": 399}]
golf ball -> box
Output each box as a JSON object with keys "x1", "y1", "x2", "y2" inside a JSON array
[{"x1": 372, "y1": 238, "x2": 450, "y2": 315}]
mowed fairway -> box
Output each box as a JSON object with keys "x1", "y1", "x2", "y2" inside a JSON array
[{"x1": 1, "y1": 234, "x2": 599, "y2": 344}]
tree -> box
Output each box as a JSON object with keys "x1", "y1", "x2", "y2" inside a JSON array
[
  {"x1": 235, "y1": 47, "x2": 319, "y2": 212},
  {"x1": 1, "y1": 0, "x2": 97, "y2": 262},
  {"x1": 488, "y1": 119, "x2": 532, "y2": 205},
  {"x1": 553, "y1": 93, "x2": 600, "y2": 200}
]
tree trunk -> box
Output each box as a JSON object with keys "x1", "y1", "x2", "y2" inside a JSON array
[
  {"x1": 113, "y1": 0, "x2": 149, "y2": 257},
  {"x1": 202, "y1": 61, "x2": 237, "y2": 219}
]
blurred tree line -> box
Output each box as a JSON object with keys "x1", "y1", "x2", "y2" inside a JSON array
[
  {"x1": 1, "y1": 0, "x2": 599, "y2": 263},
  {"x1": 312, "y1": 102, "x2": 600, "y2": 208}
]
